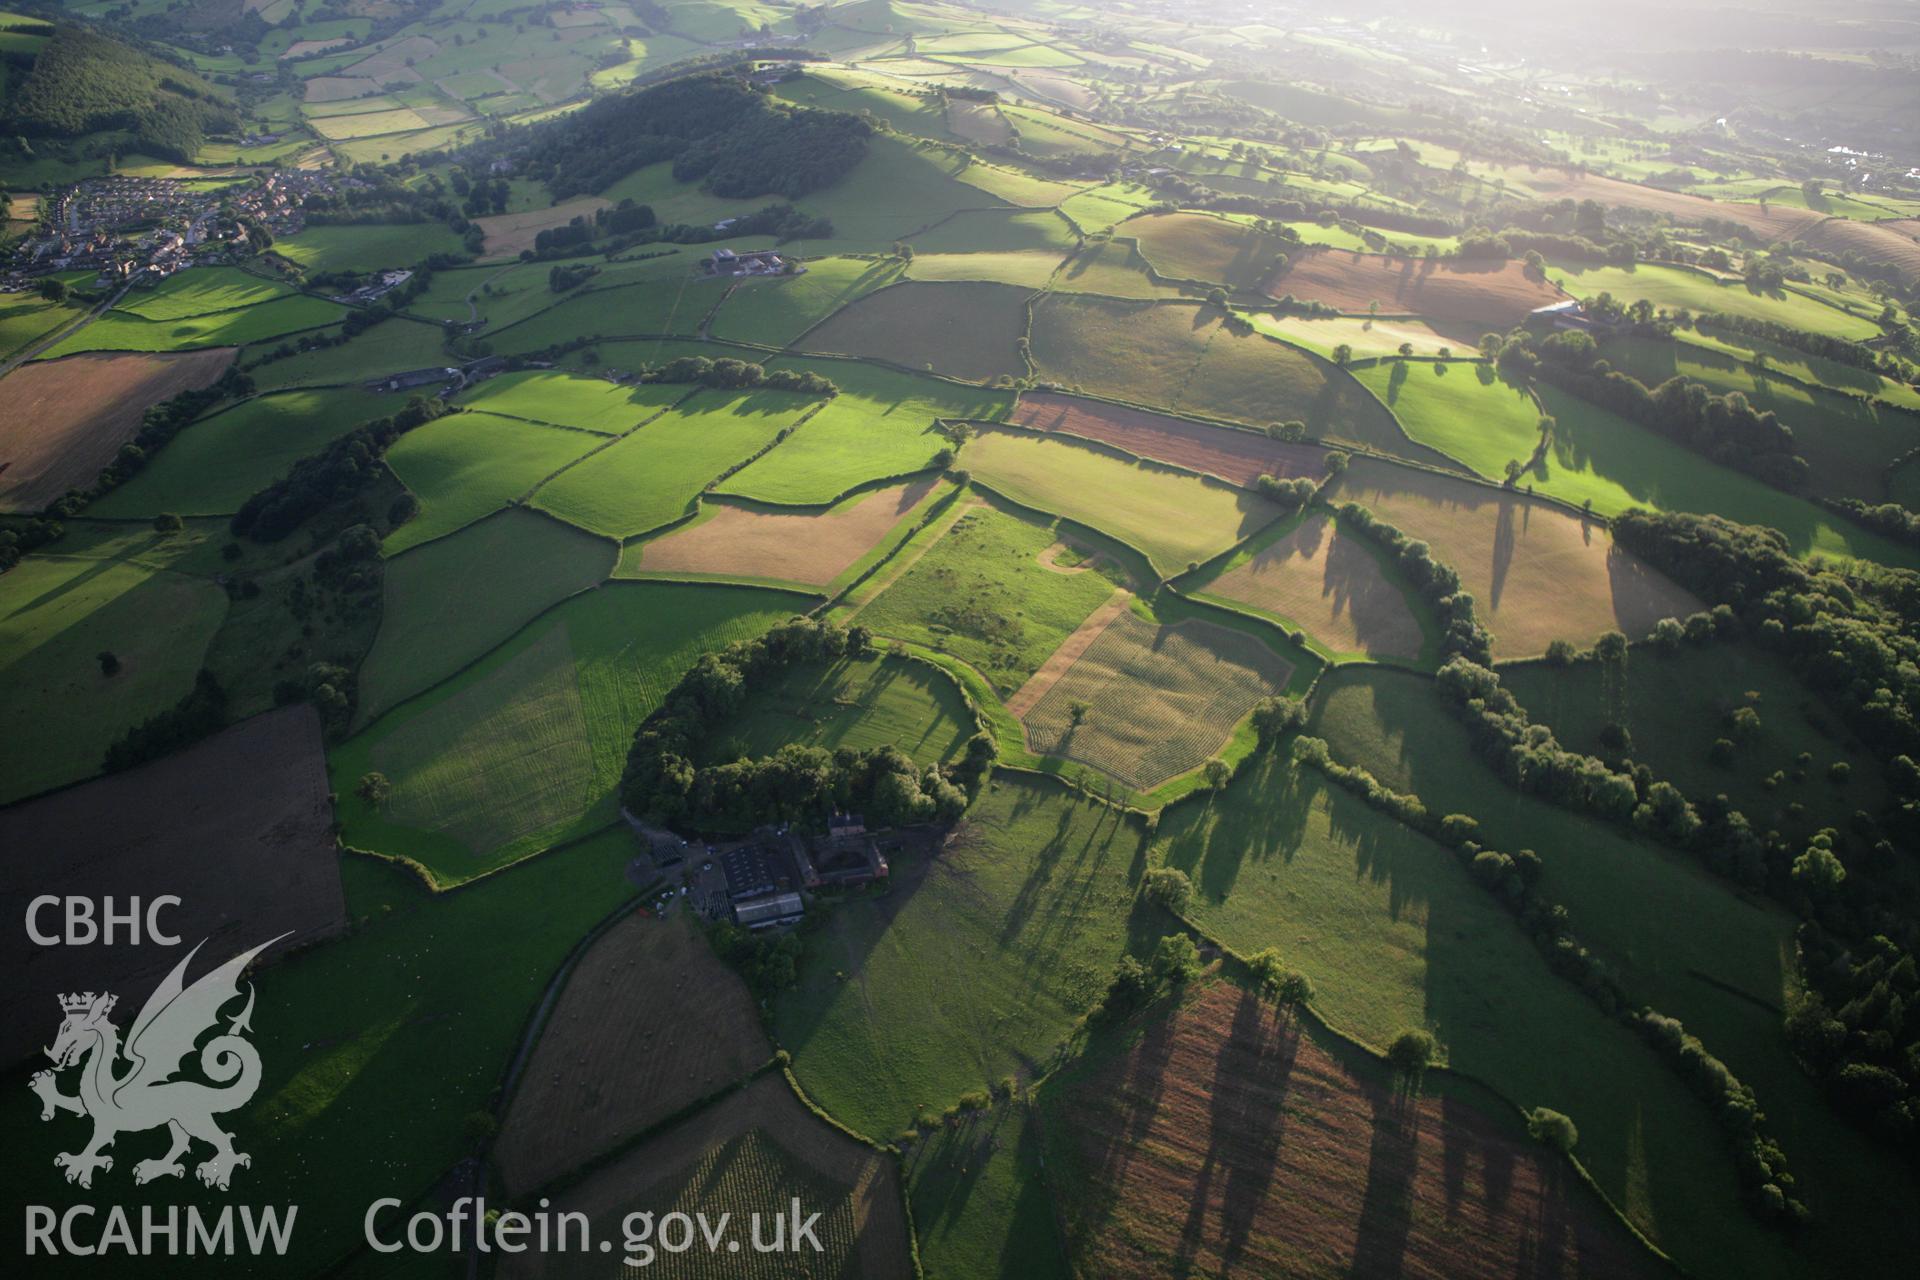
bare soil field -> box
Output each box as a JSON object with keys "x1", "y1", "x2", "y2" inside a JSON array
[
  {"x1": 1794, "y1": 216, "x2": 1920, "y2": 287},
  {"x1": 1044, "y1": 982, "x2": 1650, "y2": 1279},
  {"x1": 303, "y1": 76, "x2": 380, "y2": 102},
  {"x1": 495, "y1": 912, "x2": 771, "y2": 1195},
  {"x1": 497, "y1": 1074, "x2": 912, "y2": 1279},
  {"x1": 1205, "y1": 511, "x2": 1425, "y2": 660},
  {"x1": 0, "y1": 705, "x2": 344, "y2": 1067},
  {"x1": 633, "y1": 479, "x2": 938, "y2": 587},
  {"x1": 1521, "y1": 171, "x2": 1822, "y2": 241},
  {"x1": 0, "y1": 348, "x2": 236, "y2": 511},
  {"x1": 475, "y1": 195, "x2": 612, "y2": 260},
  {"x1": 795, "y1": 281, "x2": 1029, "y2": 384},
  {"x1": 1266, "y1": 250, "x2": 1564, "y2": 337},
  {"x1": 1329, "y1": 458, "x2": 1700, "y2": 658},
  {"x1": 1011, "y1": 391, "x2": 1324, "y2": 487}
]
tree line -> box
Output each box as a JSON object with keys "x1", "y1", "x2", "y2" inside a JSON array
[{"x1": 231, "y1": 397, "x2": 447, "y2": 543}]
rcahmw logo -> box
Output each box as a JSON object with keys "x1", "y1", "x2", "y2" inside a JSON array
[{"x1": 23, "y1": 934, "x2": 300, "y2": 1259}]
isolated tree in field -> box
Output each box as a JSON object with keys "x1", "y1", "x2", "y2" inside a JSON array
[
  {"x1": 1398, "y1": 342, "x2": 1414, "y2": 357},
  {"x1": 153, "y1": 512, "x2": 183, "y2": 533},
  {"x1": 1141, "y1": 866, "x2": 1192, "y2": 914},
  {"x1": 1593, "y1": 630, "x2": 1628, "y2": 664},
  {"x1": 1331, "y1": 343, "x2": 1353, "y2": 366},
  {"x1": 1526, "y1": 1107, "x2": 1579, "y2": 1153},
  {"x1": 1324, "y1": 450, "x2": 1349, "y2": 476},
  {"x1": 1436, "y1": 346, "x2": 1451, "y2": 360},
  {"x1": 357, "y1": 771, "x2": 392, "y2": 806},
  {"x1": 1267, "y1": 420, "x2": 1307, "y2": 443},
  {"x1": 1503, "y1": 459, "x2": 1524, "y2": 486},
  {"x1": 1729, "y1": 705, "x2": 1761, "y2": 741},
  {"x1": 1068, "y1": 699, "x2": 1090, "y2": 725},
  {"x1": 1203, "y1": 757, "x2": 1231, "y2": 790},
  {"x1": 1149, "y1": 933, "x2": 1202, "y2": 985},
  {"x1": 1544, "y1": 639, "x2": 1576, "y2": 667},
  {"x1": 1792, "y1": 834, "x2": 1845, "y2": 896},
  {"x1": 96, "y1": 651, "x2": 120, "y2": 677},
  {"x1": 39, "y1": 277, "x2": 69, "y2": 303},
  {"x1": 1387, "y1": 1028, "x2": 1436, "y2": 1083}
]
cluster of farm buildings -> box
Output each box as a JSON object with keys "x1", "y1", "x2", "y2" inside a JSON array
[{"x1": 648, "y1": 813, "x2": 893, "y2": 931}]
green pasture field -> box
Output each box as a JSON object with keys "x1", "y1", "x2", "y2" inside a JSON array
[
  {"x1": 1126, "y1": 210, "x2": 1293, "y2": 289},
  {"x1": 1307, "y1": 664, "x2": 1920, "y2": 1275},
  {"x1": 116, "y1": 267, "x2": 293, "y2": 321},
  {"x1": 953, "y1": 158, "x2": 1085, "y2": 208},
  {"x1": 40, "y1": 294, "x2": 342, "y2": 356},
  {"x1": 775, "y1": 69, "x2": 951, "y2": 140},
  {"x1": 775, "y1": 775, "x2": 1142, "y2": 1142},
  {"x1": 856, "y1": 502, "x2": 1124, "y2": 699},
  {"x1": 488, "y1": 273, "x2": 722, "y2": 352},
  {"x1": 792, "y1": 135, "x2": 1002, "y2": 251},
  {"x1": 1604, "y1": 335, "x2": 1920, "y2": 502},
  {"x1": 906, "y1": 208, "x2": 1078, "y2": 254},
  {"x1": 1529, "y1": 384, "x2": 1920, "y2": 568},
  {"x1": 1546, "y1": 260, "x2": 1883, "y2": 340},
  {"x1": 0, "y1": 832, "x2": 651, "y2": 1275},
  {"x1": 454, "y1": 370, "x2": 684, "y2": 434},
  {"x1": 354, "y1": 508, "x2": 614, "y2": 728},
  {"x1": 335, "y1": 581, "x2": 796, "y2": 884},
  {"x1": 905, "y1": 248, "x2": 1067, "y2": 289},
  {"x1": 706, "y1": 255, "x2": 907, "y2": 348},
  {"x1": 0, "y1": 541, "x2": 228, "y2": 803},
  {"x1": 1500, "y1": 643, "x2": 1886, "y2": 844},
  {"x1": 308, "y1": 107, "x2": 439, "y2": 140},
  {"x1": 240, "y1": 314, "x2": 450, "y2": 392},
  {"x1": 718, "y1": 358, "x2": 1012, "y2": 505},
  {"x1": 274, "y1": 223, "x2": 467, "y2": 274},
  {"x1": 1153, "y1": 749, "x2": 1783, "y2": 1279},
  {"x1": 1250, "y1": 311, "x2": 1454, "y2": 359},
  {"x1": 600, "y1": 161, "x2": 764, "y2": 227},
  {"x1": 795, "y1": 280, "x2": 1029, "y2": 383},
  {"x1": 1057, "y1": 182, "x2": 1158, "y2": 235},
  {"x1": 701, "y1": 652, "x2": 972, "y2": 767},
  {"x1": 963, "y1": 427, "x2": 1278, "y2": 577},
  {"x1": 382, "y1": 411, "x2": 605, "y2": 554},
  {"x1": 1354, "y1": 358, "x2": 1542, "y2": 480},
  {"x1": 532, "y1": 389, "x2": 820, "y2": 538},
  {"x1": 88, "y1": 387, "x2": 402, "y2": 518},
  {"x1": 0, "y1": 291, "x2": 88, "y2": 361},
  {"x1": 908, "y1": 1100, "x2": 1067, "y2": 1280}
]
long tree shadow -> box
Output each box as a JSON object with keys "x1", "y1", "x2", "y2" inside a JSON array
[{"x1": 1348, "y1": 1083, "x2": 1422, "y2": 1278}]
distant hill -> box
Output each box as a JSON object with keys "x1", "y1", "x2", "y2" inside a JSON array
[{"x1": 2, "y1": 26, "x2": 236, "y2": 163}]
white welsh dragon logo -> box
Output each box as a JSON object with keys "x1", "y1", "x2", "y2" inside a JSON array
[{"x1": 30, "y1": 935, "x2": 285, "y2": 1191}]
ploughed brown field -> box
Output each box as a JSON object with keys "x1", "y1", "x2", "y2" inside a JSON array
[
  {"x1": 1203, "y1": 510, "x2": 1425, "y2": 660},
  {"x1": 1264, "y1": 249, "x2": 1564, "y2": 338},
  {"x1": 632, "y1": 478, "x2": 938, "y2": 587},
  {"x1": 0, "y1": 348, "x2": 236, "y2": 511},
  {"x1": 1010, "y1": 391, "x2": 1324, "y2": 487},
  {"x1": 494, "y1": 911, "x2": 771, "y2": 1195},
  {"x1": 1044, "y1": 982, "x2": 1651, "y2": 1279},
  {"x1": 1520, "y1": 172, "x2": 1822, "y2": 241},
  {"x1": 1795, "y1": 216, "x2": 1920, "y2": 288},
  {"x1": 0, "y1": 706, "x2": 345, "y2": 1066},
  {"x1": 1329, "y1": 458, "x2": 1700, "y2": 659},
  {"x1": 497, "y1": 1074, "x2": 912, "y2": 1279}
]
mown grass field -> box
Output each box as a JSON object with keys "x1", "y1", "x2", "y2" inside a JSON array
[
  {"x1": 702, "y1": 652, "x2": 973, "y2": 767},
  {"x1": 354, "y1": 508, "x2": 614, "y2": 728},
  {"x1": 531, "y1": 389, "x2": 819, "y2": 538},
  {"x1": 489, "y1": 272, "x2": 722, "y2": 351},
  {"x1": 706, "y1": 255, "x2": 906, "y2": 348},
  {"x1": 1020, "y1": 608, "x2": 1295, "y2": 790},
  {"x1": 1194, "y1": 507, "x2": 1430, "y2": 662},
  {"x1": 795, "y1": 280, "x2": 1029, "y2": 382},
  {"x1": 1547, "y1": 260, "x2": 1883, "y2": 340},
  {"x1": 719, "y1": 359, "x2": 1012, "y2": 505},
  {"x1": 454, "y1": 370, "x2": 685, "y2": 434},
  {"x1": 856, "y1": 503, "x2": 1124, "y2": 699},
  {"x1": 116, "y1": 266, "x2": 293, "y2": 320},
  {"x1": 1604, "y1": 335, "x2": 1920, "y2": 502},
  {"x1": 89, "y1": 387, "x2": 401, "y2": 517},
  {"x1": 908, "y1": 1101, "x2": 1067, "y2": 1280},
  {"x1": 40, "y1": 293, "x2": 341, "y2": 355},
  {"x1": 241, "y1": 314, "x2": 449, "y2": 392},
  {"x1": 0, "y1": 543, "x2": 228, "y2": 803},
  {"x1": 273, "y1": 222, "x2": 467, "y2": 273},
  {"x1": 1686, "y1": 325, "x2": 1920, "y2": 412},
  {"x1": 907, "y1": 207, "x2": 1078, "y2": 255},
  {"x1": 1307, "y1": 664, "x2": 1920, "y2": 1277},
  {"x1": 1250, "y1": 311, "x2": 1454, "y2": 359},
  {"x1": 382, "y1": 410, "x2": 604, "y2": 553},
  {"x1": 964, "y1": 426, "x2": 1278, "y2": 576},
  {"x1": 0, "y1": 290, "x2": 87, "y2": 361},
  {"x1": 336, "y1": 581, "x2": 797, "y2": 883},
  {"x1": 1354, "y1": 358, "x2": 1543, "y2": 480},
  {"x1": 1153, "y1": 749, "x2": 1786, "y2": 1279},
  {"x1": 775, "y1": 776, "x2": 1144, "y2": 1142}
]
